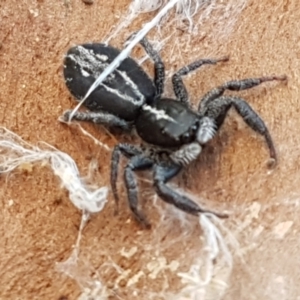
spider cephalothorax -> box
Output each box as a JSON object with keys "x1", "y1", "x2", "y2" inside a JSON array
[{"x1": 62, "y1": 36, "x2": 286, "y2": 228}]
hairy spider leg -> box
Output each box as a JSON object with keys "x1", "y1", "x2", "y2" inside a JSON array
[
  {"x1": 153, "y1": 162, "x2": 228, "y2": 218},
  {"x1": 111, "y1": 143, "x2": 143, "y2": 208},
  {"x1": 111, "y1": 143, "x2": 154, "y2": 227},
  {"x1": 198, "y1": 75, "x2": 287, "y2": 164},
  {"x1": 124, "y1": 155, "x2": 154, "y2": 228},
  {"x1": 62, "y1": 110, "x2": 132, "y2": 131},
  {"x1": 198, "y1": 75, "x2": 287, "y2": 111},
  {"x1": 138, "y1": 37, "x2": 165, "y2": 100},
  {"x1": 172, "y1": 56, "x2": 229, "y2": 106}
]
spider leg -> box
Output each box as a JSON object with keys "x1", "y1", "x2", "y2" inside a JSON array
[
  {"x1": 170, "y1": 142, "x2": 202, "y2": 166},
  {"x1": 61, "y1": 110, "x2": 132, "y2": 131},
  {"x1": 111, "y1": 143, "x2": 143, "y2": 211},
  {"x1": 203, "y1": 95, "x2": 277, "y2": 164},
  {"x1": 198, "y1": 75, "x2": 287, "y2": 112},
  {"x1": 153, "y1": 162, "x2": 228, "y2": 218},
  {"x1": 124, "y1": 155, "x2": 154, "y2": 228},
  {"x1": 138, "y1": 37, "x2": 165, "y2": 99},
  {"x1": 172, "y1": 57, "x2": 229, "y2": 106}
]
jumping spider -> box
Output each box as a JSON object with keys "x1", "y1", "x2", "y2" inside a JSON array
[{"x1": 62, "y1": 37, "x2": 286, "y2": 228}]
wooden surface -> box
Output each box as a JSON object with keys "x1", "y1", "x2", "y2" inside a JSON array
[{"x1": 0, "y1": 0, "x2": 299, "y2": 299}]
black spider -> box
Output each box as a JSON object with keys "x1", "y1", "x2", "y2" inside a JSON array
[{"x1": 62, "y1": 37, "x2": 286, "y2": 228}]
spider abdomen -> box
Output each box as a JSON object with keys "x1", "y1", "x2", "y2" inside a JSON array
[{"x1": 64, "y1": 43, "x2": 156, "y2": 121}]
